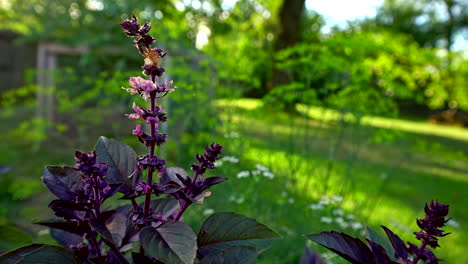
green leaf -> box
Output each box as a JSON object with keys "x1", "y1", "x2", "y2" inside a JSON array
[
  {"x1": 200, "y1": 246, "x2": 256, "y2": 264},
  {"x1": 95, "y1": 136, "x2": 141, "y2": 194},
  {"x1": 41, "y1": 166, "x2": 81, "y2": 201},
  {"x1": 365, "y1": 226, "x2": 396, "y2": 261},
  {"x1": 197, "y1": 212, "x2": 279, "y2": 257},
  {"x1": 0, "y1": 244, "x2": 80, "y2": 264},
  {"x1": 0, "y1": 225, "x2": 32, "y2": 245},
  {"x1": 140, "y1": 221, "x2": 197, "y2": 264}
]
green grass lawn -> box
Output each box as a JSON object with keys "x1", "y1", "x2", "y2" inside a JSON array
[{"x1": 1, "y1": 99, "x2": 467, "y2": 263}]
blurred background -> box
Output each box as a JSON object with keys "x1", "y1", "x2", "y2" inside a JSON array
[{"x1": 0, "y1": 0, "x2": 467, "y2": 263}]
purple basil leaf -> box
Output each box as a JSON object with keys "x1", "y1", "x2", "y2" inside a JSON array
[
  {"x1": 48, "y1": 200, "x2": 91, "y2": 220},
  {"x1": 306, "y1": 231, "x2": 375, "y2": 264},
  {"x1": 200, "y1": 177, "x2": 228, "y2": 192},
  {"x1": 197, "y1": 212, "x2": 279, "y2": 257},
  {"x1": 381, "y1": 226, "x2": 408, "y2": 260},
  {"x1": 200, "y1": 246, "x2": 257, "y2": 264},
  {"x1": 365, "y1": 226, "x2": 397, "y2": 261},
  {"x1": 367, "y1": 240, "x2": 400, "y2": 264},
  {"x1": 42, "y1": 166, "x2": 82, "y2": 201},
  {"x1": 0, "y1": 244, "x2": 44, "y2": 263},
  {"x1": 150, "y1": 197, "x2": 180, "y2": 219},
  {"x1": 101, "y1": 211, "x2": 127, "y2": 247},
  {"x1": 95, "y1": 136, "x2": 141, "y2": 194},
  {"x1": 0, "y1": 244, "x2": 80, "y2": 264},
  {"x1": 35, "y1": 219, "x2": 88, "y2": 235},
  {"x1": 102, "y1": 183, "x2": 123, "y2": 199},
  {"x1": 107, "y1": 249, "x2": 130, "y2": 264},
  {"x1": 90, "y1": 219, "x2": 116, "y2": 246},
  {"x1": 131, "y1": 252, "x2": 164, "y2": 264},
  {"x1": 300, "y1": 247, "x2": 325, "y2": 264},
  {"x1": 50, "y1": 228, "x2": 83, "y2": 249},
  {"x1": 140, "y1": 221, "x2": 197, "y2": 264},
  {"x1": 112, "y1": 206, "x2": 139, "y2": 248},
  {"x1": 160, "y1": 167, "x2": 189, "y2": 186}
]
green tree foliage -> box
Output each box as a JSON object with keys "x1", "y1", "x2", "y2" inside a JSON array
[{"x1": 266, "y1": 30, "x2": 468, "y2": 114}]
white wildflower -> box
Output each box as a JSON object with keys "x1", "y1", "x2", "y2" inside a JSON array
[
  {"x1": 310, "y1": 203, "x2": 324, "y2": 210},
  {"x1": 320, "y1": 216, "x2": 333, "y2": 224},
  {"x1": 203, "y1": 208, "x2": 214, "y2": 216},
  {"x1": 331, "y1": 195, "x2": 343, "y2": 203},
  {"x1": 236, "y1": 171, "x2": 250, "y2": 178},
  {"x1": 334, "y1": 217, "x2": 345, "y2": 224},
  {"x1": 251, "y1": 170, "x2": 261, "y2": 176},
  {"x1": 263, "y1": 171, "x2": 275, "y2": 179},
  {"x1": 333, "y1": 209, "x2": 344, "y2": 216},
  {"x1": 255, "y1": 163, "x2": 269, "y2": 171},
  {"x1": 222, "y1": 156, "x2": 239, "y2": 163},
  {"x1": 224, "y1": 131, "x2": 239, "y2": 138},
  {"x1": 346, "y1": 214, "x2": 355, "y2": 220},
  {"x1": 351, "y1": 222, "x2": 363, "y2": 230},
  {"x1": 236, "y1": 197, "x2": 245, "y2": 204},
  {"x1": 339, "y1": 222, "x2": 349, "y2": 229},
  {"x1": 38, "y1": 229, "x2": 49, "y2": 236},
  {"x1": 319, "y1": 196, "x2": 331, "y2": 205}
]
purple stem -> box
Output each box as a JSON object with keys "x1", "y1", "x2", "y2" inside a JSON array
[
  {"x1": 93, "y1": 184, "x2": 101, "y2": 218},
  {"x1": 411, "y1": 241, "x2": 427, "y2": 264},
  {"x1": 143, "y1": 75, "x2": 158, "y2": 218},
  {"x1": 88, "y1": 230, "x2": 103, "y2": 264},
  {"x1": 174, "y1": 201, "x2": 190, "y2": 221}
]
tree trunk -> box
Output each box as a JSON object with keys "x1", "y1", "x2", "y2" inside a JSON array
[{"x1": 270, "y1": 0, "x2": 306, "y2": 91}]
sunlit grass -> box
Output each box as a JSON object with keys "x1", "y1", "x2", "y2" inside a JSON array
[
  {"x1": 213, "y1": 98, "x2": 468, "y2": 263},
  {"x1": 216, "y1": 98, "x2": 468, "y2": 142}
]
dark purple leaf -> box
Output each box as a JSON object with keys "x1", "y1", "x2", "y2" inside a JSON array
[
  {"x1": 0, "y1": 244, "x2": 80, "y2": 264},
  {"x1": 365, "y1": 226, "x2": 397, "y2": 261},
  {"x1": 48, "y1": 200, "x2": 91, "y2": 220},
  {"x1": 42, "y1": 166, "x2": 81, "y2": 201},
  {"x1": 95, "y1": 137, "x2": 141, "y2": 194},
  {"x1": 0, "y1": 244, "x2": 44, "y2": 264},
  {"x1": 131, "y1": 252, "x2": 164, "y2": 264},
  {"x1": 50, "y1": 228, "x2": 83, "y2": 248},
  {"x1": 140, "y1": 221, "x2": 197, "y2": 264},
  {"x1": 106, "y1": 249, "x2": 130, "y2": 264},
  {"x1": 102, "y1": 183, "x2": 123, "y2": 199},
  {"x1": 90, "y1": 219, "x2": 116, "y2": 246},
  {"x1": 102, "y1": 211, "x2": 127, "y2": 247},
  {"x1": 200, "y1": 177, "x2": 228, "y2": 192},
  {"x1": 300, "y1": 247, "x2": 325, "y2": 264},
  {"x1": 150, "y1": 197, "x2": 180, "y2": 219},
  {"x1": 367, "y1": 240, "x2": 399, "y2": 264},
  {"x1": 160, "y1": 167, "x2": 189, "y2": 186},
  {"x1": 381, "y1": 226, "x2": 408, "y2": 260},
  {"x1": 35, "y1": 219, "x2": 88, "y2": 235},
  {"x1": 306, "y1": 231, "x2": 375, "y2": 264},
  {"x1": 200, "y1": 246, "x2": 257, "y2": 264},
  {"x1": 197, "y1": 212, "x2": 279, "y2": 257}
]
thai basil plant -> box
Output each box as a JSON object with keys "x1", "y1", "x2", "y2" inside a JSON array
[
  {"x1": 305, "y1": 200, "x2": 451, "y2": 264},
  {"x1": 0, "y1": 15, "x2": 278, "y2": 264},
  {"x1": 0, "y1": 15, "x2": 452, "y2": 264}
]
